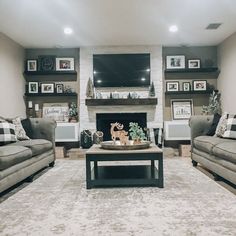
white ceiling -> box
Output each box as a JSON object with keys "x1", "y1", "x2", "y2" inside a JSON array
[{"x1": 0, "y1": 0, "x2": 236, "y2": 48}]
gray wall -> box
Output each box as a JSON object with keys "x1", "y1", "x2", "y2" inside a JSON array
[
  {"x1": 0, "y1": 33, "x2": 25, "y2": 117},
  {"x1": 163, "y1": 46, "x2": 218, "y2": 120},
  {"x1": 218, "y1": 32, "x2": 236, "y2": 113}
]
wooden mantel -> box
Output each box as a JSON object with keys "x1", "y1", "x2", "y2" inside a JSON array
[{"x1": 85, "y1": 98, "x2": 158, "y2": 106}]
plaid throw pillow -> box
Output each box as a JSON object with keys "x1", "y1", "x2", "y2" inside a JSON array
[
  {"x1": 0, "y1": 121, "x2": 17, "y2": 145},
  {"x1": 223, "y1": 114, "x2": 236, "y2": 139}
]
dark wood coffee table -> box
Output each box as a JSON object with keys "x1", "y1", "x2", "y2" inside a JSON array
[{"x1": 86, "y1": 144, "x2": 163, "y2": 189}]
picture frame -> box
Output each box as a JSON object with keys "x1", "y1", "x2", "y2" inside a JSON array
[
  {"x1": 188, "y1": 59, "x2": 200, "y2": 69},
  {"x1": 166, "y1": 55, "x2": 185, "y2": 69},
  {"x1": 28, "y1": 82, "x2": 38, "y2": 93},
  {"x1": 182, "y1": 82, "x2": 191, "y2": 91},
  {"x1": 56, "y1": 57, "x2": 75, "y2": 71},
  {"x1": 41, "y1": 83, "x2": 54, "y2": 93},
  {"x1": 171, "y1": 99, "x2": 193, "y2": 120},
  {"x1": 42, "y1": 103, "x2": 69, "y2": 122},
  {"x1": 193, "y1": 80, "x2": 207, "y2": 91},
  {"x1": 166, "y1": 81, "x2": 179, "y2": 92},
  {"x1": 27, "y1": 60, "x2": 37, "y2": 71},
  {"x1": 56, "y1": 84, "x2": 64, "y2": 93}
]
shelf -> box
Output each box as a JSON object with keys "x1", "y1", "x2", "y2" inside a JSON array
[
  {"x1": 24, "y1": 92, "x2": 77, "y2": 97},
  {"x1": 24, "y1": 71, "x2": 77, "y2": 76},
  {"x1": 23, "y1": 70, "x2": 77, "y2": 82},
  {"x1": 85, "y1": 98, "x2": 157, "y2": 106},
  {"x1": 165, "y1": 67, "x2": 220, "y2": 79},
  {"x1": 165, "y1": 90, "x2": 218, "y2": 95}
]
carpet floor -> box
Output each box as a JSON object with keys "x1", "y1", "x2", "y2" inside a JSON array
[{"x1": 0, "y1": 158, "x2": 235, "y2": 236}]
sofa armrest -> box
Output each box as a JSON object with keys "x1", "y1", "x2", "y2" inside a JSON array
[
  {"x1": 29, "y1": 118, "x2": 57, "y2": 144},
  {"x1": 189, "y1": 115, "x2": 213, "y2": 142}
]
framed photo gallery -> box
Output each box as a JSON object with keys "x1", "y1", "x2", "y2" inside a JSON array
[
  {"x1": 27, "y1": 83, "x2": 65, "y2": 94},
  {"x1": 26, "y1": 56, "x2": 75, "y2": 72}
]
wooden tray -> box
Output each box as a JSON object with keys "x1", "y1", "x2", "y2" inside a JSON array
[{"x1": 100, "y1": 141, "x2": 151, "y2": 150}]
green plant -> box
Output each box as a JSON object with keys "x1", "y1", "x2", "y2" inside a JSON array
[
  {"x1": 68, "y1": 102, "x2": 78, "y2": 118},
  {"x1": 129, "y1": 122, "x2": 147, "y2": 141},
  {"x1": 202, "y1": 91, "x2": 221, "y2": 115}
]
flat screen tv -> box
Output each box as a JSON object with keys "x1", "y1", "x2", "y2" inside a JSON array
[{"x1": 93, "y1": 53, "x2": 150, "y2": 87}]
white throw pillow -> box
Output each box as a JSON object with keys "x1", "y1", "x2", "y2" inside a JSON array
[{"x1": 12, "y1": 117, "x2": 30, "y2": 140}]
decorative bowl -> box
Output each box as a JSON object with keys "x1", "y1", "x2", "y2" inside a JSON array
[{"x1": 100, "y1": 140, "x2": 151, "y2": 150}]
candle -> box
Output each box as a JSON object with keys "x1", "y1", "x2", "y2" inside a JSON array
[
  {"x1": 35, "y1": 104, "x2": 39, "y2": 111},
  {"x1": 28, "y1": 101, "x2": 33, "y2": 108}
]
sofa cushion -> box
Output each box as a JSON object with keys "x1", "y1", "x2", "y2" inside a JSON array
[
  {"x1": 206, "y1": 113, "x2": 221, "y2": 136},
  {"x1": 193, "y1": 136, "x2": 224, "y2": 154},
  {"x1": 0, "y1": 121, "x2": 17, "y2": 146},
  {"x1": 21, "y1": 118, "x2": 33, "y2": 139},
  {"x1": 212, "y1": 141, "x2": 236, "y2": 164},
  {"x1": 215, "y1": 112, "x2": 228, "y2": 137},
  {"x1": 12, "y1": 117, "x2": 30, "y2": 140},
  {"x1": 222, "y1": 114, "x2": 236, "y2": 139},
  {"x1": 0, "y1": 146, "x2": 32, "y2": 171},
  {"x1": 9, "y1": 139, "x2": 53, "y2": 156}
]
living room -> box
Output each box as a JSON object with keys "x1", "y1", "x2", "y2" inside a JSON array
[{"x1": 0, "y1": 1, "x2": 236, "y2": 235}]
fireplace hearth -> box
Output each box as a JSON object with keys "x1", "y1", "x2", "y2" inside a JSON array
[{"x1": 96, "y1": 113, "x2": 147, "y2": 141}]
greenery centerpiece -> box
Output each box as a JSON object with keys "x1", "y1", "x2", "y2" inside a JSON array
[
  {"x1": 68, "y1": 102, "x2": 78, "y2": 122},
  {"x1": 202, "y1": 91, "x2": 221, "y2": 115},
  {"x1": 129, "y1": 122, "x2": 147, "y2": 144}
]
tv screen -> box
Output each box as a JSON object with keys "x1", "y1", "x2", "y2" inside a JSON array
[{"x1": 93, "y1": 53, "x2": 151, "y2": 87}]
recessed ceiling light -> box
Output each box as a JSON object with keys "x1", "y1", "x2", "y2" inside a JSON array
[
  {"x1": 64, "y1": 27, "x2": 73, "y2": 35},
  {"x1": 97, "y1": 80, "x2": 102, "y2": 83},
  {"x1": 169, "y1": 25, "x2": 178, "y2": 33},
  {"x1": 141, "y1": 78, "x2": 146, "y2": 81}
]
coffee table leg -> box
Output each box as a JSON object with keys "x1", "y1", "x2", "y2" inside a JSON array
[
  {"x1": 94, "y1": 161, "x2": 98, "y2": 179},
  {"x1": 151, "y1": 160, "x2": 155, "y2": 178},
  {"x1": 158, "y1": 156, "x2": 164, "y2": 188},
  {"x1": 86, "y1": 157, "x2": 92, "y2": 189}
]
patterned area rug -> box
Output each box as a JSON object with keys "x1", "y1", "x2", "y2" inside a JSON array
[{"x1": 0, "y1": 159, "x2": 235, "y2": 236}]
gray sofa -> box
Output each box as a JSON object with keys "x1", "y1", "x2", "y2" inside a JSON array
[
  {"x1": 189, "y1": 115, "x2": 236, "y2": 185},
  {"x1": 0, "y1": 118, "x2": 56, "y2": 193}
]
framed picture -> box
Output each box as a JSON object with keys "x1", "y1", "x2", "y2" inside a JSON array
[
  {"x1": 171, "y1": 99, "x2": 193, "y2": 120},
  {"x1": 42, "y1": 103, "x2": 69, "y2": 122},
  {"x1": 56, "y1": 58, "x2": 75, "y2": 71},
  {"x1": 166, "y1": 55, "x2": 185, "y2": 69},
  {"x1": 193, "y1": 80, "x2": 207, "y2": 91},
  {"x1": 41, "y1": 83, "x2": 54, "y2": 93},
  {"x1": 28, "y1": 82, "x2": 38, "y2": 93},
  {"x1": 27, "y1": 60, "x2": 37, "y2": 71},
  {"x1": 182, "y1": 82, "x2": 191, "y2": 91},
  {"x1": 188, "y1": 59, "x2": 200, "y2": 69},
  {"x1": 56, "y1": 84, "x2": 64, "y2": 93},
  {"x1": 39, "y1": 55, "x2": 55, "y2": 71},
  {"x1": 166, "y1": 81, "x2": 179, "y2": 92}
]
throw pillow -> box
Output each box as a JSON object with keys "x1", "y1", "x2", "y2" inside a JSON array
[
  {"x1": 0, "y1": 121, "x2": 17, "y2": 146},
  {"x1": 223, "y1": 114, "x2": 236, "y2": 139},
  {"x1": 12, "y1": 117, "x2": 30, "y2": 140},
  {"x1": 21, "y1": 118, "x2": 34, "y2": 139},
  {"x1": 215, "y1": 112, "x2": 228, "y2": 137},
  {"x1": 206, "y1": 113, "x2": 221, "y2": 136}
]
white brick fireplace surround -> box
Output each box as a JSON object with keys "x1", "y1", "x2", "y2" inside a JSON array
[{"x1": 79, "y1": 46, "x2": 163, "y2": 140}]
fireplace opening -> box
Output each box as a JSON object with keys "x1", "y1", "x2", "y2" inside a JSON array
[{"x1": 96, "y1": 113, "x2": 147, "y2": 141}]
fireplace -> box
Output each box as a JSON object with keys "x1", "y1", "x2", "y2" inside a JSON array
[{"x1": 96, "y1": 113, "x2": 147, "y2": 141}]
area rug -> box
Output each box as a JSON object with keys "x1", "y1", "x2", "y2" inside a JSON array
[{"x1": 0, "y1": 159, "x2": 235, "y2": 236}]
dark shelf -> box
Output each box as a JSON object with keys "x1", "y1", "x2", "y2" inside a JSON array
[
  {"x1": 85, "y1": 98, "x2": 157, "y2": 106},
  {"x1": 165, "y1": 67, "x2": 220, "y2": 79},
  {"x1": 165, "y1": 89, "x2": 218, "y2": 95},
  {"x1": 23, "y1": 70, "x2": 77, "y2": 82},
  {"x1": 24, "y1": 92, "x2": 77, "y2": 97},
  {"x1": 24, "y1": 70, "x2": 77, "y2": 76}
]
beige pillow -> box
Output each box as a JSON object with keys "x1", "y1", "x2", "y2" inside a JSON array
[
  {"x1": 215, "y1": 112, "x2": 228, "y2": 137},
  {"x1": 222, "y1": 114, "x2": 236, "y2": 139},
  {"x1": 12, "y1": 117, "x2": 30, "y2": 140}
]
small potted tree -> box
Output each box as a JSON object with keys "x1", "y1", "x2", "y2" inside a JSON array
[
  {"x1": 129, "y1": 122, "x2": 147, "y2": 144},
  {"x1": 68, "y1": 102, "x2": 78, "y2": 122}
]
